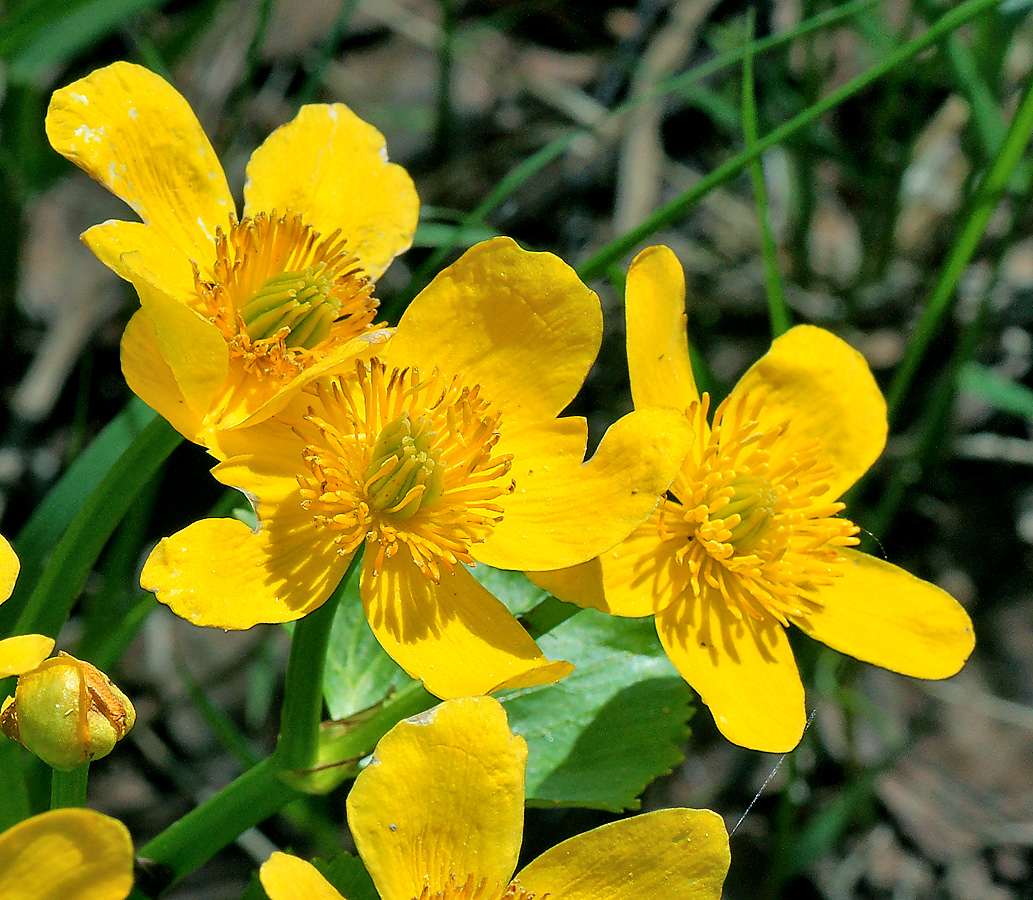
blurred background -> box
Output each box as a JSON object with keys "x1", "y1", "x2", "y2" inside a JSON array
[{"x1": 1, "y1": 0, "x2": 1033, "y2": 897}]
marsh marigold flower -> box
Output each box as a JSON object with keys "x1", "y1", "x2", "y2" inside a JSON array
[
  {"x1": 532, "y1": 247, "x2": 975, "y2": 752},
  {"x1": 260, "y1": 696, "x2": 730, "y2": 900},
  {"x1": 46, "y1": 62, "x2": 418, "y2": 451},
  {"x1": 0, "y1": 809, "x2": 134, "y2": 900},
  {"x1": 141, "y1": 239, "x2": 692, "y2": 698}
]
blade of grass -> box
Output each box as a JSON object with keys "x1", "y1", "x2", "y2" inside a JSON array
[
  {"x1": 885, "y1": 62, "x2": 1033, "y2": 421},
  {"x1": 958, "y1": 362, "x2": 1033, "y2": 419},
  {"x1": 385, "y1": 0, "x2": 886, "y2": 318},
  {"x1": 577, "y1": 0, "x2": 1010, "y2": 283},
  {"x1": 742, "y1": 10, "x2": 792, "y2": 337},
  {"x1": 0, "y1": 399, "x2": 159, "y2": 635},
  {"x1": 6, "y1": 0, "x2": 167, "y2": 79},
  {"x1": 13, "y1": 414, "x2": 182, "y2": 639}
]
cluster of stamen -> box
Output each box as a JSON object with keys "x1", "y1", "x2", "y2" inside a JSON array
[
  {"x1": 413, "y1": 874, "x2": 537, "y2": 900},
  {"x1": 659, "y1": 392, "x2": 859, "y2": 625},
  {"x1": 296, "y1": 360, "x2": 515, "y2": 581},
  {"x1": 194, "y1": 211, "x2": 376, "y2": 379}
]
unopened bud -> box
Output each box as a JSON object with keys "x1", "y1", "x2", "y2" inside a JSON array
[{"x1": 0, "y1": 652, "x2": 136, "y2": 771}]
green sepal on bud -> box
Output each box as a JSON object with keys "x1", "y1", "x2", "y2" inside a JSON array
[{"x1": 0, "y1": 652, "x2": 136, "y2": 771}]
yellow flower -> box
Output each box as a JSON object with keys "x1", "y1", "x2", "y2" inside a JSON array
[
  {"x1": 46, "y1": 62, "x2": 418, "y2": 451},
  {"x1": 533, "y1": 247, "x2": 976, "y2": 752},
  {"x1": 260, "y1": 696, "x2": 730, "y2": 900},
  {"x1": 140, "y1": 238, "x2": 692, "y2": 698},
  {"x1": 0, "y1": 808, "x2": 134, "y2": 900}
]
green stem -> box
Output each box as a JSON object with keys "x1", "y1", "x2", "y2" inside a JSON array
[
  {"x1": 742, "y1": 9, "x2": 791, "y2": 337},
  {"x1": 273, "y1": 550, "x2": 363, "y2": 771},
  {"x1": 14, "y1": 413, "x2": 182, "y2": 639},
  {"x1": 50, "y1": 763, "x2": 89, "y2": 809},
  {"x1": 885, "y1": 63, "x2": 1033, "y2": 421},
  {"x1": 576, "y1": 0, "x2": 1008, "y2": 283},
  {"x1": 139, "y1": 755, "x2": 298, "y2": 888}
]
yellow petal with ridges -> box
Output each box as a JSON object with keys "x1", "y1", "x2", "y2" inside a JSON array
[
  {"x1": 213, "y1": 414, "x2": 311, "y2": 508},
  {"x1": 516, "y1": 808, "x2": 730, "y2": 900},
  {"x1": 243, "y1": 104, "x2": 417, "y2": 281},
  {"x1": 142, "y1": 511, "x2": 350, "y2": 629},
  {"x1": 347, "y1": 697, "x2": 525, "y2": 900},
  {"x1": 0, "y1": 534, "x2": 19, "y2": 604},
  {"x1": 0, "y1": 635, "x2": 54, "y2": 677},
  {"x1": 478, "y1": 408, "x2": 691, "y2": 572},
  {"x1": 528, "y1": 511, "x2": 683, "y2": 617},
  {"x1": 626, "y1": 246, "x2": 699, "y2": 413},
  {"x1": 260, "y1": 853, "x2": 345, "y2": 900},
  {"x1": 82, "y1": 221, "x2": 196, "y2": 301},
  {"x1": 791, "y1": 549, "x2": 975, "y2": 678},
  {"x1": 46, "y1": 62, "x2": 232, "y2": 269},
  {"x1": 729, "y1": 325, "x2": 886, "y2": 501},
  {"x1": 120, "y1": 311, "x2": 205, "y2": 443},
  {"x1": 656, "y1": 590, "x2": 806, "y2": 752},
  {"x1": 384, "y1": 238, "x2": 602, "y2": 431},
  {"x1": 127, "y1": 260, "x2": 228, "y2": 418},
  {"x1": 0, "y1": 808, "x2": 134, "y2": 900},
  {"x1": 360, "y1": 554, "x2": 572, "y2": 699}
]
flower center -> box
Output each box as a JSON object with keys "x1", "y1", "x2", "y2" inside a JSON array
[
  {"x1": 363, "y1": 411, "x2": 445, "y2": 519},
  {"x1": 194, "y1": 211, "x2": 376, "y2": 378},
  {"x1": 296, "y1": 360, "x2": 515, "y2": 581},
  {"x1": 659, "y1": 392, "x2": 859, "y2": 624},
  {"x1": 413, "y1": 875, "x2": 535, "y2": 900}
]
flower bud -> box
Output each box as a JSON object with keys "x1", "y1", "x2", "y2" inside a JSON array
[{"x1": 0, "y1": 652, "x2": 135, "y2": 771}]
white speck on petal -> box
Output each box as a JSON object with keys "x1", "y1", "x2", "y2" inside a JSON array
[
  {"x1": 328, "y1": 107, "x2": 338, "y2": 122},
  {"x1": 407, "y1": 706, "x2": 439, "y2": 726},
  {"x1": 73, "y1": 124, "x2": 102, "y2": 145},
  {"x1": 128, "y1": 107, "x2": 138, "y2": 120},
  {"x1": 69, "y1": 92, "x2": 89, "y2": 105}
]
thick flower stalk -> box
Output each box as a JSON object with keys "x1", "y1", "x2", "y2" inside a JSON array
[
  {"x1": 46, "y1": 62, "x2": 418, "y2": 452},
  {"x1": 141, "y1": 238, "x2": 692, "y2": 698},
  {"x1": 260, "y1": 696, "x2": 730, "y2": 900},
  {"x1": 0, "y1": 809, "x2": 134, "y2": 900},
  {"x1": 533, "y1": 246, "x2": 976, "y2": 752}
]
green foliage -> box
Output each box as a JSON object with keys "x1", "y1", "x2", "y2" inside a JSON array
[
  {"x1": 501, "y1": 610, "x2": 693, "y2": 812},
  {"x1": 314, "y1": 852, "x2": 379, "y2": 900}
]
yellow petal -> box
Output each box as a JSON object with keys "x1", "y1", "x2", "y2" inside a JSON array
[
  {"x1": 383, "y1": 238, "x2": 602, "y2": 431},
  {"x1": 243, "y1": 104, "x2": 417, "y2": 280},
  {"x1": 792, "y1": 549, "x2": 975, "y2": 678},
  {"x1": 0, "y1": 808, "x2": 134, "y2": 900},
  {"x1": 0, "y1": 534, "x2": 19, "y2": 604},
  {"x1": 126, "y1": 261, "x2": 228, "y2": 418},
  {"x1": 479, "y1": 408, "x2": 691, "y2": 571},
  {"x1": 0, "y1": 635, "x2": 54, "y2": 677},
  {"x1": 360, "y1": 553, "x2": 572, "y2": 699},
  {"x1": 260, "y1": 853, "x2": 345, "y2": 900},
  {"x1": 626, "y1": 246, "x2": 699, "y2": 412},
  {"x1": 120, "y1": 311, "x2": 205, "y2": 443},
  {"x1": 656, "y1": 590, "x2": 806, "y2": 752},
  {"x1": 729, "y1": 325, "x2": 886, "y2": 501},
  {"x1": 46, "y1": 62, "x2": 232, "y2": 269},
  {"x1": 347, "y1": 696, "x2": 525, "y2": 900},
  {"x1": 212, "y1": 410, "x2": 311, "y2": 507},
  {"x1": 141, "y1": 511, "x2": 351, "y2": 629},
  {"x1": 528, "y1": 512, "x2": 683, "y2": 617},
  {"x1": 516, "y1": 808, "x2": 729, "y2": 900},
  {"x1": 82, "y1": 221, "x2": 196, "y2": 302}
]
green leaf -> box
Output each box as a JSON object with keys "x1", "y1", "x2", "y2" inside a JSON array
[
  {"x1": 468, "y1": 563, "x2": 549, "y2": 616},
  {"x1": 323, "y1": 575, "x2": 410, "y2": 721},
  {"x1": 314, "y1": 852, "x2": 379, "y2": 900},
  {"x1": 500, "y1": 609, "x2": 693, "y2": 812},
  {"x1": 959, "y1": 362, "x2": 1033, "y2": 420}
]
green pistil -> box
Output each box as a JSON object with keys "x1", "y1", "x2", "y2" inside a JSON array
[
  {"x1": 364, "y1": 412, "x2": 445, "y2": 519},
  {"x1": 240, "y1": 266, "x2": 339, "y2": 350},
  {"x1": 714, "y1": 474, "x2": 779, "y2": 549}
]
